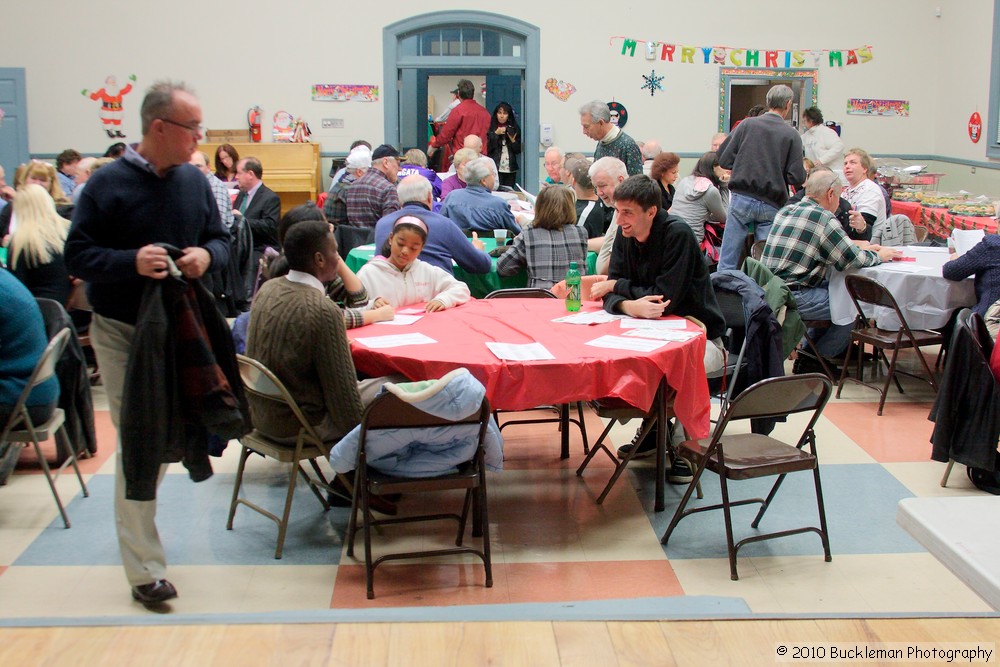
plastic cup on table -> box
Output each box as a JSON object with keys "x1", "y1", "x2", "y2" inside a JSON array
[{"x1": 494, "y1": 229, "x2": 508, "y2": 244}]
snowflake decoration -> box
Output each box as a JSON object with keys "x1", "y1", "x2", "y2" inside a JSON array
[{"x1": 641, "y1": 69, "x2": 664, "y2": 97}]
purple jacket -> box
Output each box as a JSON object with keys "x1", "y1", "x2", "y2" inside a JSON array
[{"x1": 399, "y1": 164, "x2": 443, "y2": 200}]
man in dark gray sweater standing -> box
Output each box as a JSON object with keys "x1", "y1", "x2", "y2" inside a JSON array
[{"x1": 716, "y1": 85, "x2": 806, "y2": 270}]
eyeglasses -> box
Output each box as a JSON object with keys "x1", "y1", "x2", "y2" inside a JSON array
[{"x1": 159, "y1": 118, "x2": 204, "y2": 135}]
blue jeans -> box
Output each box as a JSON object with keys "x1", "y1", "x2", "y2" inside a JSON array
[
  {"x1": 793, "y1": 285, "x2": 854, "y2": 358},
  {"x1": 718, "y1": 193, "x2": 779, "y2": 271}
]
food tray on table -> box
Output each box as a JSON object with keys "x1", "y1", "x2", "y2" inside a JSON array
[{"x1": 948, "y1": 201, "x2": 997, "y2": 218}]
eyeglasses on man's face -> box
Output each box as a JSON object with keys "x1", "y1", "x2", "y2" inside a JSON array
[{"x1": 159, "y1": 118, "x2": 204, "y2": 135}]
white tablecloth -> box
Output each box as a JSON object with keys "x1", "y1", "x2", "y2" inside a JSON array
[{"x1": 829, "y1": 246, "x2": 976, "y2": 330}]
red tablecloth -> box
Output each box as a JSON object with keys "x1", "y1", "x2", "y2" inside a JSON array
[
  {"x1": 890, "y1": 200, "x2": 922, "y2": 225},
  {"x1": 891, "y1": 201, "x2": 998, "y2": 235},
  {"x1": 347, "y1": 298, "x2": 711, "y2": 440}
]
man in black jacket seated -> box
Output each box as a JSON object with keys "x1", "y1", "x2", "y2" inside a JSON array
[
  {"x1": 66, "y1": 80, "x2": 230, "y2": 608},
  {"x1": 590, "y1": 175, "x2": 726, "y2": 481}
]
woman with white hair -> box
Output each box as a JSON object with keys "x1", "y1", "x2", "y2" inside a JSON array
[{"x1": 7, "y1": 183, "x2": 73, "y2": 304}]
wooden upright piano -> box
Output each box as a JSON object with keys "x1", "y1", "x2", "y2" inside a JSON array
[{"x1": 198, "y1": 141, "x2": 321, "y2": 215}]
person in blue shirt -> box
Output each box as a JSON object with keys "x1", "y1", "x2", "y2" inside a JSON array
[
  {"x1": 0, "y1": 267, "x2": 60, "y2": 482},
  {"x1": 375, "y1": 175, "x2": 491, "y2": 276},
  {"x1": 439, "y1": 158, "x2": 520, "y2": 235}
]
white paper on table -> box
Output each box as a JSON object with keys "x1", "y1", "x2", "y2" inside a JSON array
[
  {"x1": 622, "y1": 328, "x2": 700, "y2": 342},
  {"x1": 396, "y1": 307, "x2": 425, "y2": 315},
  {"x1": 353, "y1": 332, "x2": 437, "y2": 349},
  {"x1": 619, "y1": 318, "x2": 687, "y2": 330},
  {"x1": 877, "y1": 262, "x2": 931, "y2": 274},
  {"x1": 584, "y1": 334, "x2": 669, "y2": 352},
  {"x1": 355, "y1": 244, "x2": 376, "y2": 252},
  {"x1": 485, "y1": 341, "x2": 555, "y2": 361},
  {"x1": 952, "y1": 229, "x2": 985, "y2": 257},
  {"x1": 903, "y1": 245, "x2": 949, "y2": 254},
  {"x1": 552, "y1": 310, "x2": 621, "y2": 325},
  {"x1": 515, "y1": 184, "x2": 537, "y2": 205},
  {"x1": 374, "y1": 314, "x2": 423, "y2": 326}
]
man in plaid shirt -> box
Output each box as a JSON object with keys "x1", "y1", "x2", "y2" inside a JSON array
[
  {"x1": 345, "y1": 144, "x2": 401, "y2": 228},
  {"x1": 762, "y1": 168, "x2": 900, "y2": 361}
]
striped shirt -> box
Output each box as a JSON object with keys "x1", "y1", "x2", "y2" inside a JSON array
[
  {"x1": 326, "y1": 275, "x2": 370, "y2": 329},
  {"x1": 345, "y1": 168, "x2": 400, "y2": 228},
  {"x1": 496, "y1": 224, "x2": 588, "y2": 289},
  {"x1": 761, "y1": 197, "x2": 882, "y2": 288}
]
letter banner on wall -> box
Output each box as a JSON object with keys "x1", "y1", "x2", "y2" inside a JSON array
[{"x1": 611, "y1": 37, "x2": 873, "y2": 68}]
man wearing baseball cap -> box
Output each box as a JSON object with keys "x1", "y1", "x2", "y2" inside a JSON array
[{"x1": 345, "y1": 144, "x2": 401, "y2": 228}]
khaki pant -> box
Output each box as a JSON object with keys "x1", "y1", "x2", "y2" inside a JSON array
[{"x1": 90, "y1": 314, "x2": 170, "y2": 588}]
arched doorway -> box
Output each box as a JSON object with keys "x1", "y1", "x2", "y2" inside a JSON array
[{"x1": 383, "y1": 11, "x2": 540, "y2": 188}]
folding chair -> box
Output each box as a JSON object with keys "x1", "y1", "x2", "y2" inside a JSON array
[
  {"x1": 228, "y1": 355, "x2": 340, "y2": 559},
  {"x1": 345, "y1": 385, "x2": 493, "y2": 599},
  {"x1": 0, "y1": 328, "x2": 89, "y2": 528},
  {"x1": 661, "y1": 374, "x2": 834, "y2": 580},
  {"x1": 750, "y1": 239, "x2": 766, "y2": 261},
  {"x1": 836, "y1": 274, "x2": 943, "y2": 415},
  {"x1": 483, "y1": 287, "x2": 588, "y2": 458},
  {"x1": 936, "y1": 309, "x2": 996, "y2": 488},
  {"x1": 574, "y1": 381, "x2": 695, "y2": 506}
]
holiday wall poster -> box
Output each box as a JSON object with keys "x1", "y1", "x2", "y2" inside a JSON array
[
  {"x1": 312, "y1": 84, "x2": 379, "y2": 102},
  {"x1": 846, "y1": 98, "x2": 909, "y2": 117}
]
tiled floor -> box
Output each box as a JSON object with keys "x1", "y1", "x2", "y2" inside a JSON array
[{"x1": 0, "y1": 350, "x2": 994, "y2": 622}]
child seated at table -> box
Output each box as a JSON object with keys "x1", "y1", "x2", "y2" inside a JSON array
[
  {"x1": 495, "y1": 185, "x2": 588, "y2": 289},
  {"x1": 358, "y1": 216, "x2": 471, "y2": 312}
]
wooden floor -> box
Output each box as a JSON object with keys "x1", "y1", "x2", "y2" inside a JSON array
[{"x1": 2, "y1": 618, "x2": 998, "y2": 665}]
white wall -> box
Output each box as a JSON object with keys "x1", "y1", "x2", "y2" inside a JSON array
[{"x1": 2, "y1": 0, "x2": 997, "y2": 191}]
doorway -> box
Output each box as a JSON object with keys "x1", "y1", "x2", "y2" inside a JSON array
[
  {"x1": 0, "y1": 68, "x2": 30, "y2": 179},
  {"x1": 719, "y1": 68, "x2": 818, "y2": 132},
  {"x1": 383, "y1": 12, "x2": 540, "y2": 188}
]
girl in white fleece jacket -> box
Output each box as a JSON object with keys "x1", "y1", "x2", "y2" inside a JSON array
[{"x1": 357, "y1": 215, "x2": 471, "y2": 312}]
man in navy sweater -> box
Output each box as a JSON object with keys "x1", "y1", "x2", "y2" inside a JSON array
[
  {"x1": 66, "y1": 81, "x2": 229, "y2": 608},
  {"x1": 716, "y1": 85, "x2": 806, "y2": 271},
  {"x1": 375, "y1": 175, "x2": 491, "y2": 275}
]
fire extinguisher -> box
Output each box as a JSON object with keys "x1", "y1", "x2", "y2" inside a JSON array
[{"x1": 247, "y1": 105, "x2": 262, "y2": 143}]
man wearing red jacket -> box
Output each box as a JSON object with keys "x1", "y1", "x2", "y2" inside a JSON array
[{"x1": 428, "y1": 79, "x2": 490, "y2": 163}]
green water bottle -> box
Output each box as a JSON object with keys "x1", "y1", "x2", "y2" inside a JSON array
[{"x1": 565, "y1": 261, "x2": 581, "y2": 312}]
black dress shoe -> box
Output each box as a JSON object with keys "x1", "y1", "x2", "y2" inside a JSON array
[{"x1": 131, "y1": 579, "x2": 178, "y2": 604}]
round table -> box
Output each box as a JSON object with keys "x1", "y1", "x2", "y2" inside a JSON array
[
  {"x1": 346, "y1": 298, "x2": 711, "y2": 512},
  {"x1": 829, "y1": 246, "x2": 976, "y2": 329}
]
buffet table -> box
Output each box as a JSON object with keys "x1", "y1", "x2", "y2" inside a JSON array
[{"x1": 890, "y1": 201, "x2": 998, "y2": 236}]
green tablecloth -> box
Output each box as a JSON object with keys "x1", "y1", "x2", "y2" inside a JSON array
[{"x1": 346, "y1": 236, "x2": 598, "y2": 299}]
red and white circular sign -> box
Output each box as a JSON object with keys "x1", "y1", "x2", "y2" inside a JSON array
[{"x1": 969, "y1": 112, "x2": 982, "y2": 143}]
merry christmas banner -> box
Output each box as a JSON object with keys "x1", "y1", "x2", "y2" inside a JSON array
[{"x1": 612, "y1": 37, "x2": 873, "y2": 68}]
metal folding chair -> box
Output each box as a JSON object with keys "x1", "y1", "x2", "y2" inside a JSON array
[
  {"x1": 345, "y1": 386, "x2": 493, "y2": 599},
  {"x1": 483, "y1": 287, "x2": 589, "y2": 458},
  {"x1": 836, "y1": 274, "x2": 943, "y2": 415},
  {"x1": 662, "y1": 374, "x2": 834, "y2": 580},
  {"x1": 228, "y1": 355, "x2": 340, "y2": 559},
  {"x1": 0, "y1": 328, "x2": 89, "y2": 528}
]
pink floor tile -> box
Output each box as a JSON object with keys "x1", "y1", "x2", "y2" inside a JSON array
[
  {"x1": 13, "y1": 410, "x2": 116, "y2": 475},
  {"x1": 822, "y1": 402, "x2": 937, "y2": 463},
  {"x1": 331, "y1": 559, "x2": 682, "y2": 608}
]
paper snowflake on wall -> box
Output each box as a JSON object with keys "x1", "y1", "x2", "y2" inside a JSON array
[{"x1": 641, "y1": 69, "x2": 664, "y2": 97}]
